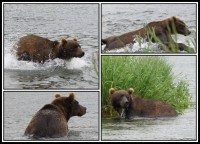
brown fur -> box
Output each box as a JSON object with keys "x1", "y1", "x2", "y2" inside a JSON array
[
  {"x1": 102, "y1": 16, "x2": 192, "y2": 52},
  {"x1": 16, "y1": 35, "x2": 85, "y2": 63},
  {"x1": 109, "y1": 88, "x2": 177, "y2": 119},
  {"x1": 24, "y1": 93, "x2": 86, "y2": 138}
]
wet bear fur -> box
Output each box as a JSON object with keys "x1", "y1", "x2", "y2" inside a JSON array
[
  {"x1": 16, "y1": 35, "x2": 85, "y2": 63},
  {"x1": 109, "y1": 88, "x2": 177, "y2": 119},
  {"x1": 24, "y1": 93, "x2": 86, "y2": 138},
  {"x1": 102, "y1": 16, "x2": 194, "y2": 52}
]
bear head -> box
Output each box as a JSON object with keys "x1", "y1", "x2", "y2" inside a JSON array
[
  {"x1": 109, "y1": 88, "x2": 134, "y2": 118},
  {"x1": 56, "y1": 38, "x2": 85, "y2": 60},
  {"x1": 52, "y1": 93, "x2": 86, "y2": 121},
  {"x1": 169, "y1": 16, "x2": 191, "y2": 36}
]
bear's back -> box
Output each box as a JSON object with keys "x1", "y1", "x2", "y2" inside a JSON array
[
  {"x1": 24, "y1": 104, "x2": 68, "y2": 138},
  {"x1": 132, "y1": 96, "x2": 177, "y2": 117}
]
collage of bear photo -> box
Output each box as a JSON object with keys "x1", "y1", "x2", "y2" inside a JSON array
[{"x1": 2, "y1": 2, "x2": 198, "y2": 142}]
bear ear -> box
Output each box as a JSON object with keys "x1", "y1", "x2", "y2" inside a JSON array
[
  {"x1": 172, "y1": 16, "x2": 177, "y2": 22},
  {"x1": 61, "y1": 39, "x2": 67, "y2": 45},
  {"x1": 68, "y1": 93, "x2": 75, "y2": 101},
  {"x1": 73, "y1": 38, "x2": 77, "y2": 41},
  {"x1": 55, "y1": 93, "x2": 61, "y2": 98},
  {"x1": 53, "y1": 41, "x2": 59, "y2": 47},
  {"x1": 128, "y1": 88, "x2": 134, "y2": 95},
  {"x1": 109, "y1": 88, "x2": 115, "y2": 95}
]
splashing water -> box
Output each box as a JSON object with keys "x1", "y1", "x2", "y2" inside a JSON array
[
  {"x1": 102, "y1": 39, "x2": 161, "y2": 53},
  {"x1": 102, "y1": 28, "x2": 196, "y2": 53},
  {"x1": 4, "y1": 47, "x2": 89, "y2": 71}
]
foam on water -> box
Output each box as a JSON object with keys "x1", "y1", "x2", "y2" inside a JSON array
[
  {"x1": 4, "y1": 46, "x2": 89, "y2": 71},
  {"x1": 102, "y1": 39, "x2": 161, "y2": 53},
  {"x1": 102, "y1": 34, "x2": 195, "y2": 53}
]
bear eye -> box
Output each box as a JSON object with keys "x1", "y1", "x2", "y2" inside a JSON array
[
  {"x1": 178, "y1": 22, "x2": 186, "y2": 28},
  {"x1": 126, "y1": 96, "x2": 130, "y2": 100},
  {"x1": 71, "y1": 46, "x2": 78, "y2": 51},
  {"x1": 120, "y1": 95, "x2": 124, "y2": 98},
  {"x1": 74, "y1": 101, "x2": 79, "y2": 105}
]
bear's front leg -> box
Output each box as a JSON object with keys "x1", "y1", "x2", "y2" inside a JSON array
[
  {"x1": 18, "y1": 52, "x2": 31, "y2": 61},
  {"x1": 178, "y1": 43, "x2": 195, "y2": 53}
]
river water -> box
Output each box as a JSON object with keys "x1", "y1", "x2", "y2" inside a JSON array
[
  {"x1": 4, "y1": 91, "x2": 99, "y2": 141},
  {"x1": 102, "y1": 56, "x2": 197, "y2": 141},
  {"x1": 3, "y1": 3, "x2": 197, "y2": 142},
  {"x1": 102, "y1": 4, "x2": 196, "y2": 52},
  {"x1": 3, "y1": 4, "x2": 99, "y2": 89}
]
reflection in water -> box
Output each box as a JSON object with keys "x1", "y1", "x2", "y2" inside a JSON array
[
  {"x1": 102, "y1": 107, "x2": 196, "y2": 140},
  {"x1": 5, "y1": 68, "x2": 83, "y2": 89}
]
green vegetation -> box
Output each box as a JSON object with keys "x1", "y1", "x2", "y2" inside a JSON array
[
  {"x1": 102, "y1": 20, "x2": 196, "y2": 53},
  {"x1": 102, "y1": 56, "x2": 191, "y2": 117},
  {"x1": 135, "y1": 24, "x2": 195, "y2": 53}
]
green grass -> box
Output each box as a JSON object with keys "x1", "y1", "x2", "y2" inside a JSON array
[
  {"x1": 103, "y1": 20, "x2": 196, "y2": 53},
  {"x1": 102, "y1": 56, "x2": 191, "y2": 117},
  {"x1": 133, "y1": 22, "x2": 196, "y2": 53}
]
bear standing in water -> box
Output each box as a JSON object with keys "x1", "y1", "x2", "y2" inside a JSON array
[
  {"x1": 24, "y1": 93, "x2": 86, "y2": 138},
  {"x1": 109, "y1": 88, "x2": 177, "y2": 119},
  {"x1": 102, "y1": 16, "x2": 193, "y2": 52},
  {"x1": 16, "y1": 35, "x2": 85, "y2": 63}
]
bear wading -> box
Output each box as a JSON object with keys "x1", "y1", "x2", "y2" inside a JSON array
[
  {"x1": 102, "y1": 16, "x2": 194, "y2": 52},
  {"x1": 109, "y1": 88, "x2": 177, "y2": 119},
  {"x1": 16, "y1": 35, "x2": 85, "y2": 63},
  {"x1": 24, "y1": 93, "x2": 86, "y2": 138}
]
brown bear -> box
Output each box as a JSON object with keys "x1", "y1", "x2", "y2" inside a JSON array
[
  {"x1": 24, "y1": 93, "x2": 86, "y2": 138},
  {"x1": 109, "y1": 88, "x2": 177, "y2": 119},
  {"x1": 16, "y1": 35, "x2": 85, "y2": 63},
  {"x1": 102, "y1": 16, "x2": 194, "y2": 52}
]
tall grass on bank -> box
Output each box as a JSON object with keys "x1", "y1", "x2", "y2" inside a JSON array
[{"x1": 102, "y1": 56, "x2": 190, "y2": 117}]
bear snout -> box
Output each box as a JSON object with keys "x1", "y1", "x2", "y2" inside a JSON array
[
  {"x1": 120, "y1": 96, "x2": 129, "y2": 108},
  {"x1": 75, "y1": 47, "x2": 85, "y2": 58},
  {"x1": 124, "y1": 101, "x2": 129, "y2": 108},
  {"x1": 179, "y1": 28, "x2": 191, "y2": 36},
  {"x1": 78, "y1": 105, "x2": 86, "y2": 116},
  {"x1": 185, "y1": 30, "x2": 191, "y2": 36},
  {"x1": 82, "y1": 106, "x2": 87, "y2": 114},
  {"x1": 80, "y1": 51, "x2": 85, "y2": 57}
]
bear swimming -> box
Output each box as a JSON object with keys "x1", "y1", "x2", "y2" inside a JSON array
[
  {"x1": 24, "y1": 93, "x2": 86, "y2": 138},
  {"x1": 109, "y1": 88, "x2": 177, "y2": 119},
  {"x1": 16, "y1": 35, "x2": 85, "y2": 63},
  {"x1": 102, "y1": 16, "x2": 193, "y2": 52}
]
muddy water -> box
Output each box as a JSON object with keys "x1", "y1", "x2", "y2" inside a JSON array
[{"x1": 102, "y1": 56, "x2": 196, "y2": 141}]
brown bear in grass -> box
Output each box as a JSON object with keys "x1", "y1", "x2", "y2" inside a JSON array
[
  {"x1": 16, "y1": 35, "x2": 85, "y2": 63},
  {"x1": 109, "y1": 88, "x2": 177, "y2": 119},
  {"x1": 102, "y1": 16, "x2": 194, "y2": 52},
  {"x1": 24, "y1": 93, "x2": 86, "y2": 138}
]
